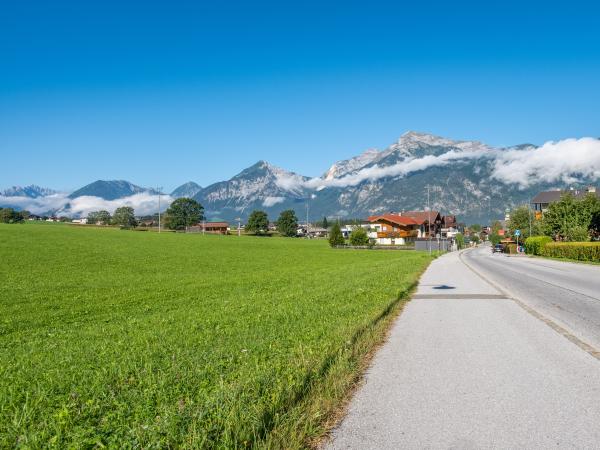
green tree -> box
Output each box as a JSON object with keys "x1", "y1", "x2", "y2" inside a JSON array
[
  {"x1": 455, "y1": 233, "x2": 465, "y2": 249},
  {"x1": 581, "y1": 192, "x2": 600, "y2": 238},
  {"x1": 165, "y1": 198, "x2": 204, "y2": 230},
  {"x1": 328, "y1": 222, "x2": 344, "y2": 247},
  {"x1": 276, "y1": 210, "x2": 298, "y2": 237},
  {"x1": 540, "y1": 192, "x2": 596, "y2": 241},
  {"x1": 508, "y1": 205, "x2": 537, "y2": 239},
  {"x1": 96, "y1": 210, "x2": 111, "y2": 225},
  {"x1": 87, "y1": 211, "x2": 100, "y2": 224},
  {"x1": 469, "y1": 224, "x2": 482, "y2": 233},
  {"x1": 349, "y1": 226, "x2": 369, "y2": 246},
  {"x1": 0, "y1": 208, "x2": 24, "y2": 223},
  {"x1": 322, "y1": 216, "x2": 328, "y2": 229},
  {"x1": 112, "y1": 206, "x2": 137, "y2": 228},
  {"x1": 88, "y1": 210, "x2": 111, "y2": 225},
  {"x1": 489, "y1": 233, "x2": 502, "y2": 246},
  {"x1": 246, "y1": 210, "x2": 269, "y2": 235},
  {"x1": 491, "y1": 220, "x2": 502, "y2": 235}
]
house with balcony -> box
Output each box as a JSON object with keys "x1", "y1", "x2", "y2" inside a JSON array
[
  {"x1": 395, "y1": 210, "x2": 443, "y2": 238},
  {"x1": 366, "y1": 214, "x2": 420, "y2": 245},
  {"x1": 531, "y1": 186, "x2": 598, "y2": 219}
]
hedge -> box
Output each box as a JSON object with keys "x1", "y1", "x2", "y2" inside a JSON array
[
  {"x1": 524, "y1": 236, "x2": 552, "y2": 255},
  {"x1": 540, "y1": 242, "x2": 600, "y2": 262}
]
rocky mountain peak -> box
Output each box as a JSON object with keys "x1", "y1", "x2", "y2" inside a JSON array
[{"x1": 1, "y1": 185, "x2": 57, "y2": 198}]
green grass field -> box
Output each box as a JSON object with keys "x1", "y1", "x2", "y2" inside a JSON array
[{"x1": 0, "y1": 223, "x2": 432, "y2": 448}]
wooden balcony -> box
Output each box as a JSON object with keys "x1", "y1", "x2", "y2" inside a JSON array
[{"x1": 376, "y1": 230, "x2": 418, "y2": 239}]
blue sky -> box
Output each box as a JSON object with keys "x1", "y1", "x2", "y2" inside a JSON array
[{"x1": 1, "y1": 0, "x2": 599, "y2": 192}]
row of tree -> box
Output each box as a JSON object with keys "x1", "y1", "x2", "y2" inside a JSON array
[
  {"x1": 86, "y1": 198, "x2": 205, "y2": 230},
  {"x1": 245, "y1": 209, "x2": 298, "y2": 236},
  {"x1": 87, "y1": 206, "x2": 138, "y2": 228},
  {"x1": 0, "y1": 207, "x2": 29, "y2": 223},
  {"x1": 327, "y1": 222, "x2": 369, "y2": 247},
  {"x1": 508, "y1": 192, "x2": 600, "y2": 242}
]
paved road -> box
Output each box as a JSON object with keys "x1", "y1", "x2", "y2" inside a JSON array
[
  {"x1": 326, "y1": 249, "x2": 600, "y2": 449},
  {"x1": 462, "y1": 245, "x2": 600, "y2": 351}
]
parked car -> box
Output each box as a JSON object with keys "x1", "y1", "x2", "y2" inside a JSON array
[{"x1": 493, "y1": 244, "x2": 504, "y2": 253}]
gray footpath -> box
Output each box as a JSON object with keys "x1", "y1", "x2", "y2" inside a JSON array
[{"x1": 326, "y1": 248, "x2": 600, "y2": 449}]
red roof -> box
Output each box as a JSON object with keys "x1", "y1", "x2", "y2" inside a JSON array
[
  {"x1": 399, "y1": 211, "x2": 440, "y2": 225},
  {"x1": 367, "y1": 214, "x2": 418, "y2": 226}
]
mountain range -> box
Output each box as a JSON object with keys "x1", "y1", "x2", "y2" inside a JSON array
[{"x1": 2, "y1": 131, "x2": 599, "y2": 224}]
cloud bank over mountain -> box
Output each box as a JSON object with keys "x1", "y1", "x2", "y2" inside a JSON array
[
  {"x1": 3, "y1": 133, "x2": 600, "y2": 223},
  {"x1": 491, "y1": 138, "x2": 600, "y2": 188},
  {"x1": 0, "y1": 192, "x2": 172, "y2": 216},
  {"x1": 272, "y1": 136, "x2": 600, "y2": 191}
]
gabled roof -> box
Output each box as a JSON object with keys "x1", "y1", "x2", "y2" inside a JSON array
[
  {"x1": 367, "y1": 214, "x2": 418, "y2": 226},
  {"x1": 399, "y1": 210, "x2": 441, "y2": 225},
  {"x1": 532, "y1": 189, "x2": 599, "y2": 204},
  {"x1": 531, "y1": 190, "x2": 563, "y2": 204}
]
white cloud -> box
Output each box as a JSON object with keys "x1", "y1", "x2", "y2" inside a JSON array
[
  {"x1": 262, "y1": 196, "x2": 285, "y2": 207},
  {"x1": 491, "y1": 137, "x2": 600, "y2": 188},
  {"x1": 0, "y1": 193, "x2": 70, "y2": 214},
  {"x1": 66, "y1": 193, "x2": 174, "y2": 217},
  {"x1": 273, "y1": 148, "x2": 488, "y2": 191},
  {"x1": 0, "y1": 192, "x2": 174, "y2": 217}
]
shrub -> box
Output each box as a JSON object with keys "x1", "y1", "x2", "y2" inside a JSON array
[
  {"x1": 567, "y1": 225, "x2": 591, "y2": 242},
  {"x1": 524, "y1": 236, "x2": 552, "y2": 255},
  {"x1": 504, "y1": 243, "x2": 517, "y2": 254},
  {"x1": 349, "y1": 227, "x2": 369, "y2": 246},
  {"x1": 540, "y1": 242, "x2": 600, "y2": 262}
]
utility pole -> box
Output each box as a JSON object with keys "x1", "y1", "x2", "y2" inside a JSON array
[
  {"x1": 306, "y1": 197, "x2": 310, "y2": 238},
  {"x1": 528, "y1": 198, "x2": 532, "y2": 237},
  {"x1": 236, "y1": 217, "x2": 241, "y2": 236},
  {"x1": 157, "y1": 186, "x2": 162, "y2": 233}
]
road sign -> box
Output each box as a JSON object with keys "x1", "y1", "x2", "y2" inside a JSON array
[{"x1": 515, "y1": 229, "x2": 521, "y2": 237}]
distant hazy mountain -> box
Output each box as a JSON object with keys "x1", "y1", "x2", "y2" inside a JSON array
[
  {"x1": 1, "y1": 185, "x2": 56, "y2": 198},
  {"x1": 68, "y1": 180, "x2": 156, "y2": 200},
  {"x1": 171, "y1": 181, "x2": 202, "y2": 198}
]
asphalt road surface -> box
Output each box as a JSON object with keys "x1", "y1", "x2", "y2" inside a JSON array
[
  {"x1": 326, "y1": 247, "x2": 600, "y2": 449},
  {"x1": 462, "y1": 245, "x2": 600, "y2": 351}
]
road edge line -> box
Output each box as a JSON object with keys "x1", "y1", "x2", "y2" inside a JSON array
[{"x1": 459, "y1": 247, "x2": 600, "y2": 361}]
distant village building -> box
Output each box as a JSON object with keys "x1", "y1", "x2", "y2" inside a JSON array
[
  {"x1": 366, "y1": 214, "x2": 420, "y2": 245},
  {"x1": 531, "y1": 186, "x2": 598, "y2": 218},
  {"x1": 189, "y1": 222, "x2": 229, "y2": 234},
  {"x1": 366, "y1": 210, "x2": 460, "y2": 246}
]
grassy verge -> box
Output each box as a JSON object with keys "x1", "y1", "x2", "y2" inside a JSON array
[{"x1": 0, "y1": 223, "x2": 432, "y2": 448}]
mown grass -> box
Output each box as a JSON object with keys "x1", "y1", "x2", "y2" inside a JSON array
[{"x1": 0, "y1": 223, "x2": 432, "y2": 448}]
